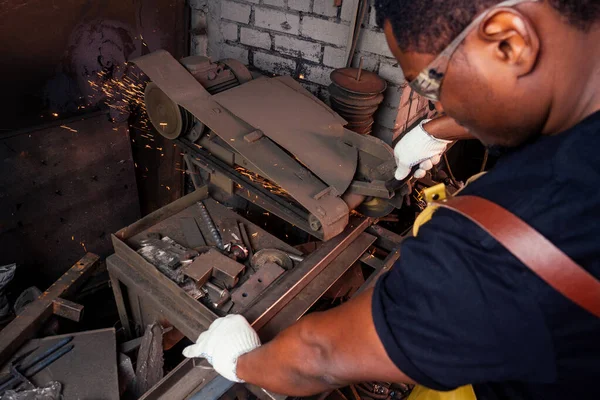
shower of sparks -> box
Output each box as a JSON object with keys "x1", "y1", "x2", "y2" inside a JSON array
[
  {"x1": 234, "y1": 166, "x2": 291, "y2": 199},
  {"x1": 60, "y1": 125, "x2": 78, "y2": 133}
]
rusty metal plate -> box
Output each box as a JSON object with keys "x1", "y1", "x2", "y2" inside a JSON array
[
  {"x1": 214, "y1": 77, "x2": 358, "y2": 195},
  {"x1": 230, "y1": 262, "x2": 285, "y2": 313},
  {"x1": 133, "y1": 51, "x2": 350, "y2": 240},
  {"x1": 330, "y1": 68, "x2": 387, "y2": 95},
  {"x1": 181, "y1": 257, "x2": 213, "y2": 287}
]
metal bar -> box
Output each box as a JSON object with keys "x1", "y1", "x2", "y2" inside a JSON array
[
  {"x1": 245, "y1": 216, "x2": 371, "y2": 332},
  {"x1": 0, "y1": 253, "x2": 100, "y2": 366},
  {"x1": 259, "y1": 232, "x2": 376, "y2": 341},
  {"x1": 356, "y1": 246, "x2": 401, "y2": 295},
  {"x1": 366, "y1": 225, "x2": 406, "y2": 252},
  {"x1": 52, "y1": 298, "x2": 84, "y2": 322},
  {"x1": 109, "y1": 274, "x2": 133, "y2": 339}
]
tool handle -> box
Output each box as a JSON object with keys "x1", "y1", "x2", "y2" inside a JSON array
[{"x1": 385, "y1": 165, "x2": 420, "y2": 192}]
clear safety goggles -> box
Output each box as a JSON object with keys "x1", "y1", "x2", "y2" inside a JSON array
[{"x1": 408, "y1": 0, "x2": 540, "y2": 102}]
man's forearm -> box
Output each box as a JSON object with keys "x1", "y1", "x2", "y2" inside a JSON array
[
  {"x1": 237, "y1": 313, "x2": 341, "y2": 396},
  {"x1": 424, "y1": 116, "x2": 473, "y2": 141},
  {"x1": 236, "y1": 289, "x2": 414, "y2": 397}
]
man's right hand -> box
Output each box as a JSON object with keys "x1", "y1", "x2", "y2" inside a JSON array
[{"x1": 393, "y1": 119, "x2": 452, "y2": 180}]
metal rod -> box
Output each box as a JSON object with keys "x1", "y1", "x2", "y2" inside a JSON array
[
  {"x1": 356, "y1": 57, "x2": 364, "y2": 81},
  {"x1": 197, "y1": 201, "x2": 224, "y2": 250},
  {"x1": 19, "y1": 337, "x2": 73, "y2": 371}
]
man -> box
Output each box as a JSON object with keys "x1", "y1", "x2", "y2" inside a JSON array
[{"x1": 183, "y1": 1, "x2": 600, "y2": 398}]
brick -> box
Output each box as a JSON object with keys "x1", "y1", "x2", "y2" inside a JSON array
[
  {"x1": 245, "y1": 0, "x2": 260, "y2": 3},
  {"x1": 351, "y1": 52, "x2": 378, "y2": 71},
  {"x1": 255, "y1": 7, "x2": 300, "y2": 35},
  {"x1": 357, "y1": 29, "x2": 393, "y2": 58},
  {"x1": 221, "y1": 44, "x2": 249, "y2": 63},
  {"x1": 263, "y1": 0, "x2": 285, "y2": 7},
  {"x1": 241, "y1": 27, "x2": 272, "y2": 50},
  {"x1": 378, "y1": 62, "x2": 406, "y2": 85},
  {"x1": 323, "y1": 46, "x2": 346, "y2": 68},
  {"x1": 191, "y1": 11, "x2": 207, "y2": 31},
  {"x1": 303, "y1": 64, "x2": 334, "y2": 86},
  {"x1": 274, "y1": 35, "x2": 321, "y2": 62},
  {"x1": 368, "y1": 6, "x2": 379, "y2": 27},
  {"x1": 222, "y1": 21, "x2": 238, "y2": 41},
  {"x1": 253, "y1": 51, "x2": 296, "y2": 75},
  {"x1": 221, "y1": 0, "x2": 251, "y2": 24},
  {"x1": 340, "y1": 0, "x2": 356, "y2": 22},
  {"x1": 301, "y1": 16, "x2": 349, "y2": 46},
  {"x1": 288, "y1": 0, "x2": 311, "y2": 12},
  {"x1": 313, "y1": 0, "x2": 339, "y2": 17}
]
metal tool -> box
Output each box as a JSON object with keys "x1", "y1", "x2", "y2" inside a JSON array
[
  {"x1": 197, "y1": 201, "x2": 224, "y2": 250},
  {"x1": 0, "y1": 336, "x2": 74, "y2": 394}
]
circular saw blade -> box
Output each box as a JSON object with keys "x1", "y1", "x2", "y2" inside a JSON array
[
  {"x1": 144, "y1": 81, "x2": 184, "y2": 139},
  {"x1": 355, "y1": 197, "x2": 396, "y2": 218}
]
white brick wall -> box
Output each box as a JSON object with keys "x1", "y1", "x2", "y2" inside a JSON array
[
  {"x1": 240, "y1": 27, "x2": 271, "y2": 50},
  {"x1": 323, "y1": 46, "x2": 346, "y2": 68},
  {"x1": 195, "y1": 0, "x2": 423, "y2": 143},
  {"x1": 253, "y1": 51, "x2": 296, "y2": 75},
  {"x1": 274, "y1": 35, "x2": 321, "y2": 62},
  {"x1": 221, "y1": 0, "x2": 251, "y2": 24},
  {"x1": 301, "y1": 16, "x2": 349, "y2": 46},
  {"x1": 255, "y1": 7, "x2": 300, "y2": 35}
]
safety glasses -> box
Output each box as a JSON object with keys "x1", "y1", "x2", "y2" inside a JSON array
[{"x1": 408, "y1": 0, "x2": 540, "y2": 102}]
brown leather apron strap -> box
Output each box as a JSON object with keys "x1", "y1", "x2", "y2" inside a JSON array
[{"x1": 434, "y1": 195, "x2": 600, "y2": 319}]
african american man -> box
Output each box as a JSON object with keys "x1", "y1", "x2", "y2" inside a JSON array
[{"x1": 183, "y1": 1, "x2": 600, "y2": 399}]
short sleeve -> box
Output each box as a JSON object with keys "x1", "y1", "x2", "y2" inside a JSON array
[{"x1": 372, "y1": 209, "x2": 557, "y2": 391}]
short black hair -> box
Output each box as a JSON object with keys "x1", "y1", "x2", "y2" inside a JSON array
[{"x1": 375, "y1": 0, "x2": 600, "y2": 53}]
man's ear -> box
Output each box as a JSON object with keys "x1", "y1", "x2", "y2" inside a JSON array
[{"x1": 477, "y1": 8, "x2": 540, "y2": 76}]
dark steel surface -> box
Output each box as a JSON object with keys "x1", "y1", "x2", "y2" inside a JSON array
[
  {"x1": 366, "y1": 225, "x2": 406, "y2": 253},
  {"x1": 197, "y1": 249, "x2": 245, "y2": 289},
  {"x1": 0, "y1": 114, "x2": 140, "y2": 290},
  {"x1": 357, "y1": 246, "x2": 402, "y2": 295},
  {"x1": 180, "y1": 217, "x2": 207, "y2": 249},
  {"x1": 181, "y1": 258, "x2": 213, "y2": 287},
  {"x1": 259, "y1": 232, "x2": 376, "y2": 341},
  {"x1": 3, "y1": 329, "x2": 119, "y2": 400},
  {"x1": 0, "y1": 253, "x2": 101, "y2": 366},
  {"x1": 133, "y1": 50, "x2": 350, "y2": 240}
]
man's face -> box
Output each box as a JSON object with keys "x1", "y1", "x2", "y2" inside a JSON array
[{"x1": 383, "y1": 18, "x2": 549, "y2": 147}]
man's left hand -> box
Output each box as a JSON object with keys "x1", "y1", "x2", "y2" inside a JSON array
[{"x1": 182, "y1": 314, "x2": 261, "y2": 382}]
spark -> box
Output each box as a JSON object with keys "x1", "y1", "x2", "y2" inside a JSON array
[
  {"x1": 60, "y1": 125, "x2": 78, "y2": 133},
  {"x1": 235, "y1": 166, "x2": 291, "y2": 199},
  {"x1": 166, "y1": 186, "x2": 171, "y2": 191},
  {"x1": 52, "y1": 113, "x2": 59, "y2": 117},
  {"x1": 80, "y1": 242, "x2": 87, "y2": 252},
  {"x1": 252, "y1": 232, "x2": 258, "y2": 238}
]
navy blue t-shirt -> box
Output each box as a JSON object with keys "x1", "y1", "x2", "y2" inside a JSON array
[{"x1": 372, "y1": 111, "x2": 600, "y2": 400}]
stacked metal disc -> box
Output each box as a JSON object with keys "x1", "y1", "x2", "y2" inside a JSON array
[{"x1": 328, "y1": 66, "x2": 387, "y2": 135}]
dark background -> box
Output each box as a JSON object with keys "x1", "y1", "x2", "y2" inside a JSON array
[{"x1": 0, "y1": 0, "x2": 188, "y2": 291}]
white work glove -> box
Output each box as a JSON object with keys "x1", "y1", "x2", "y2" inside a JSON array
[
  {"x1": 182, "y1": 314, "x2": 261, "y2": 382},
  {"x1": 394, "y1": 119, "x2": 452, "y2": 180}
]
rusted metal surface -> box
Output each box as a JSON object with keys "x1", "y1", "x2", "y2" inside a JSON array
[
  {"x1": 134, "y1": 323, "x2": 165, "y2": 398},
  {"x1": 250, "y1": 250, "x2": 293, "y2": 271},
  {"x1": 215, "y1": 77, "x2": 358, "y2": 195},
  {"x1": 51, "y1": 298, "x2": 84, "y2": 322},
  {"x1": 260, "y1": 232, "x2": 376, "y2": 341},
  {"x1": 0, "y1": 114, "x2": 140, "y2": 290},
  {"x1": 357, "y1": 246, "x2": 402, "y2": 295},
  {"x1": 330, "y1": 68, "x2": 387, "y2": 95},
  {"x1": 231, "y1": 263, "x2": 286, "y2": 313},
  {"x1": 367, "y1": 224, "x2": 406, "y2": 252},
  {"x1": 196, "y1": 249, "x2": 245, "y2": 289},
  {"x1": 0, "y1": 253, "x2": 101, "y2": 366},
  {"x1": 181, "y1": 258, "x2": 213, "y2": 287},
  {"x1": 180, "y1": 217, "x2": 207, "y2": 249},
  {"x1": 245, "y1": 217, "x2": 372, "y2": 331},
  {"x1": 133, "y1": 50, "x2": 350, "y2": 240},
  {"x1": 329, "y1": 68, "x2": 387, "y2": 135}
]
